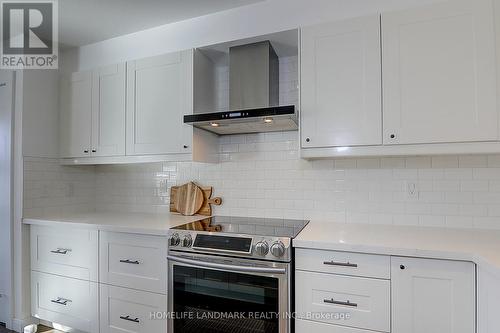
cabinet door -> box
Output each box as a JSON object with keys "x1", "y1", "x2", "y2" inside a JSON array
[
  {"x1": 91, "y1": 63, "x2": 126, "y2": 156},
  {"x1": 391, "y1": 257, "x2": 475, "y2": 333},
  {"x1": 382, "y1": 0, "x2": 497, "y2": 145},
  {"x1": 301, "y1": 15, "x2": 382, "y2": 148},
  {"x1": 126, "y1": 50, "x2": 193, "y2": 155},
  {"x1": 99, "y1": 231, "x2": 167, "y2": 294},
  {"x1": 100, "y1": 284, "x2": 167, "y2": 333},
  {"x1": 31, "y1": 271, "x2": 99, "y2": 333},
  {"x1": 60, "y1": 71, "x2": 92, "y2": 158}
]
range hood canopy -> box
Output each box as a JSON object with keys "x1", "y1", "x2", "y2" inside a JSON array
[
  {"x1": 185, "y1": 39, "x2": 298, "y2": 135},
  {"x1": 184, "y1": 105, "x2": 296, "y2": 135}
]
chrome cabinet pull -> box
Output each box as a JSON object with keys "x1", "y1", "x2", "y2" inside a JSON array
[
  {"x1": 119, "y1": 259, "x2": 140, "y2": 265},
  {"x1": 323, "y1": 260, "x2": 358, "y2": 268},
  {"x1": 51, "y1": 248, "x2": 71, "y2": 255},
  {"x1": 120, "y1": 315, "x2": 140, "y2": 323},
  {"x1": 324, "y1": 298, "x2": 358, "y2": 307},
  {"x1": 51, "y1": 297, "x2": 71, "y2": 306}
]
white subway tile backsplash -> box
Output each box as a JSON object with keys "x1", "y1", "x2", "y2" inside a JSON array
[{"x1": 23, "y1": 132, "x2": 500, "y2": 230}]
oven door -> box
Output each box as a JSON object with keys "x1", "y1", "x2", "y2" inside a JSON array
[{"x1": 167, "y1": 252, "x2": 290, "y2": 333}]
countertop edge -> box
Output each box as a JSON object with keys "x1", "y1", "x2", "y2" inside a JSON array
[
  {"x1": 23, "y1": 217, "x2": 171, "y2": 236},
  {"x1": 293, "y1": 239, "x2": 500, "y2": 278}
]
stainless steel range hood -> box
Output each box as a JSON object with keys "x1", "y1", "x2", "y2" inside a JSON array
[{"x1": 185, "y1": 41, "x2": 297, "y2": 135}]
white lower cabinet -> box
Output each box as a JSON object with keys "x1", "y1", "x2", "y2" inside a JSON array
[
  {"x1": 296, "y1": 249, "x2": 476, "y2": 333},
  {"x1": 100, "y1": 284, "x2": 167, "y2": 333},
  {"x1": 31, "y1": 271, "x2": 99, "y2": 333},
  {"x1": 31, "y1": 225, "x2": 98, "y2": 281},
  {"x1": 391, "y1": 256, "x2": 476, "y2": 333},
  {"x1": 99, "y1": 231, "x2": 168, "y2": 294},
  {"x1": 295, "y1": 319, "x2": 377, "y2": 333},
  {"x1": 295, "y1": 270, "x2": 390, "y2": 332}
]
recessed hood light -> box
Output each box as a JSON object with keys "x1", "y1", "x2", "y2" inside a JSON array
[{"x1": 263, "y1": 117, "x2": 273, "y2": 124}]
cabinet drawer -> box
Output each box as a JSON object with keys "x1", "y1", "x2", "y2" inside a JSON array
[
  {"x1": 100, "y1": 231, "x2": 167, "y2": 293},
  {"x1": 30, "y1": 225, "x2": 98, "y2": 281},
  {"x1": 295, "y1": 248, "x2": 390, "y2": 279},
  {"x1": 100, "y1": 284, "x2": 167, "y2": 333},
  {"x1": 31, "y1": 271, "x2": 98, "y2": 333},
  {"x1": 296, "y1": 319, "x2": 377, "y2": 333},
  {"x1": 295, "y1": 270, "x2": 390, "y2": 332}
]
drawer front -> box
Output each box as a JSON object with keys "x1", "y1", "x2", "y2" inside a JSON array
[
  {"x1": 295, "y1": 248, "x2": 390, "y2": 279},
  {"x1": 31, "y1": 225, "x2": 98, "y2": 281},
  {"x1": 100, "y1": 284, "x2": 167, "y2": 333},
  {"x1": 295, "y1": 270, "x2": 390, "y2": 332},
  {"x1": 100, "y1": 231, "x2": 167, "y2": 293},
  {"x1": 296, "y1": 319, "x2": 377, "y2": 333},
  {"x1": 31, "y1": 271, "x2": 98, "y2": 333}
]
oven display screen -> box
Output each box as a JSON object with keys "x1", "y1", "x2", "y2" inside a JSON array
[
  {"x1": 228, "y1": 112, "x2": 242, "y2": 118},
  {"x1": 193, "y1": 234, "x2": 252, "y2": 253}
]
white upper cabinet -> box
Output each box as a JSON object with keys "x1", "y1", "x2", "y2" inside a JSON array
[
  {"x1": 126, "y1": 50, "x2": 193, "y2": 156},
  {"x1": 60, "y1": 64, "x2": 126, "y2": 159},
  {"x1": 382, "y1": 0, "x2": 498, "y2": 145},
  {"x1": 91, "y1": 64, "x2": 126, "y2": 157},
  {"x1": 391, "y1": 257, "x2": 475, "y2": 333},
  {"x1": 60, "y1": 71, "x2": 92, "y2": 158},
  {"x1": 301, "y1": 15, "x2": 382, "y2": 148}
]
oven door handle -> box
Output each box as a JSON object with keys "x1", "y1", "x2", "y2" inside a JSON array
[{"x1": 167, "y1": 255, "x2": 286, "y2": 274}]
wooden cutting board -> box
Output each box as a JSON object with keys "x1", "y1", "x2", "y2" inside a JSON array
[
  {"x1": 170, "y1": 183, "x2": 222, "y2": 216},
  {"x1": 174, "y1": 182, "x2": 204, "y2": 216}
]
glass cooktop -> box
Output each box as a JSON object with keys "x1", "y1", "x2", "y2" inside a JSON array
[{"x1": 171, "y1": 216, "x2": 309, "y2": 238}]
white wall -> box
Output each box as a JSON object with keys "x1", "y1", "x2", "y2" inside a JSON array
[
  {"x1": 61, "y1": 0, "x2": 443, "y2": 72},
  {"x1": 22, "y1": 70, "x2": 59, "y2": 158},
  {"x1": 0, "y1": 71, "x2": 14, "y2": 328}
]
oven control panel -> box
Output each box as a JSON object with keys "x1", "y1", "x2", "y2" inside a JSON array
[{"x1": 168, "y1": 231, "x2": 292, "y2": 262}]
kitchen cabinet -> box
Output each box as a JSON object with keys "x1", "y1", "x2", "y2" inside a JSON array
[
  {"x1": 126, "y1": 50, "x2": 193, "y2": 156},
  {"x1": 382, "y1": 0, "x2": 497, "y2": 145},
  {"x1": 295, "y1": 249, "x2": 391, "y2": 333},
  {"x1": 99, "y1": 231, "x2": 168, "y2": 294},
  {"x1": 295, "y1": 270, "x2": 390, "y2": 332},
  {"x1": 301, "y1": 15, "x2": 382, "y2": 149},
  {"x1": 60, "y1": 63, "x2": 126, "y2": 158},
  {"x1": 31, "y1": 271, "x2": 99, "y2": 333},
  {"x1": 31, "y1": 225, "x2": 98, "y2": 282},
  {"x1": 391, "y1": 256, "x2": 475, "y2": 333},
  {"x1": 60, "y1": 71, "x2": 92, "y2": 158},
  {"x1": 100, "y1": 284, "x2": 167, "y2": 333},
  {"x1": 91, "y1": 63, "x2": 126, "y2": 156}
]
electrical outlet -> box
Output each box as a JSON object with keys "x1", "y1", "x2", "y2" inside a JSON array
[{"x1": 405, "y1": 181, "x2": 419, "y2": 200}]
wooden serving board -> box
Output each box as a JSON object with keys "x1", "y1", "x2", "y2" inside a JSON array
[
  {"x1": 170, "y1": 183, "x2": 222, "y2": 216},
  {"x1": 174, "y1": 182, "x2": 204, "y2": 216}
]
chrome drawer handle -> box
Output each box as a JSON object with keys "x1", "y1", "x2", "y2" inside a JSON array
[
  {"x1": 51, "y1": 297, "x2": 71, "y2": 306},
  {"x1": 50, "y1": 248, "x2": 71, "y2": 255},
  {"x1": 120, "y1": 315, "x2": 140, "y2": 323},
  {"x1": 324, "y1": 298, "x2": 358, "y2": 307},
  {"x1": 119, "y1": 259, "x2": 140, "y2": 265},
  {"x1": 323, "y1": 260, "x2": 358, "y2": 268}
]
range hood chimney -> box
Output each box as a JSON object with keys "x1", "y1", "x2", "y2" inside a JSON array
[
  {"x1": 184, "y1": 40, "x2": 297, "y2": 135},
  {"x1": 229, "y1": 41, "x2": 279, "y2": 110}
]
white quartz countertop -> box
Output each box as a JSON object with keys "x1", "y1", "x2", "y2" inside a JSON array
[
  {"x1": 294, "y1": 221, "x2": 500, "y2": 277},
  {"x1": 23, "y1": 212, "x2": 206, "y2": 236}
]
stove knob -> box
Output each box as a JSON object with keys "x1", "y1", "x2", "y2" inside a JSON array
[
  {"x1": 169, "y1": 233, "x2": 180, "y2": 247},
  {"x1": 182, "y1": 234, "x2": 193, "y2": 248},
  {"x1": 255, "y1": 241, "x2": 269, "y2": 256},
  {"x1": 271, "y1": 241, "x2": 286, "y2": 258}
]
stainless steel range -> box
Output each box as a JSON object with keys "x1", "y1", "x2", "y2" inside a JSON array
[{"x1": 167, "y1": 216, "x2": 309, "y2": 333}]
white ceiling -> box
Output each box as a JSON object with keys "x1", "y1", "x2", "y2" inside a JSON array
[{"x1": 58, "y1": 0, "x2": 265, "y2": 49}]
